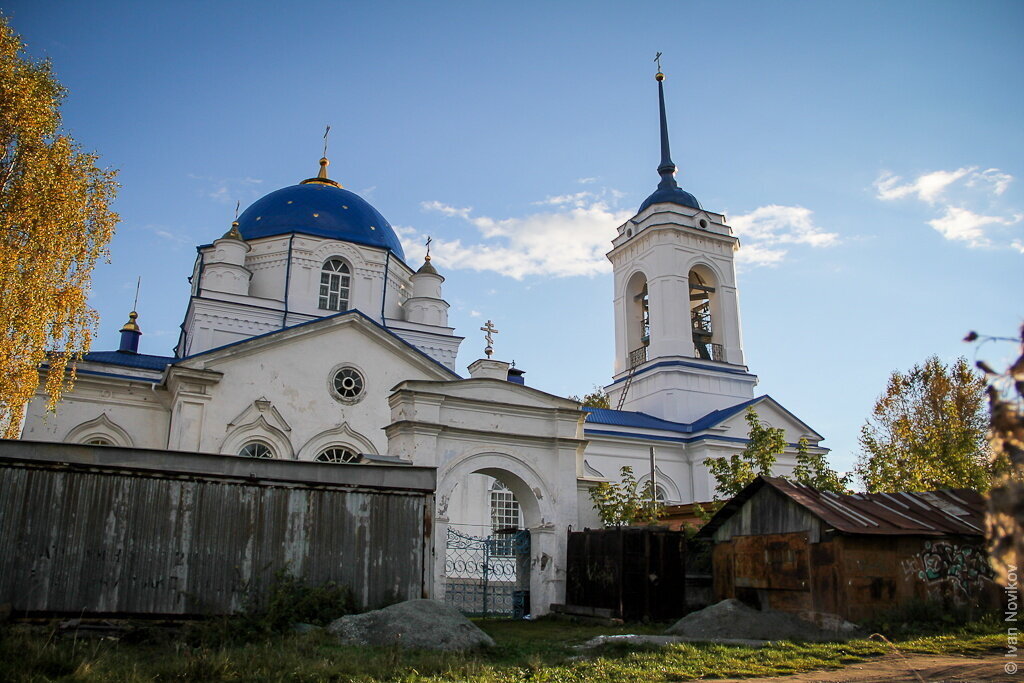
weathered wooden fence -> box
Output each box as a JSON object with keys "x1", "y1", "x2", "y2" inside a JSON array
[
  {"x1": 0, "y1": 440, "x2": 435, "y2": 618},
  {"x1": 565, "y1": 527, "x2": 688, "y2": 621}
]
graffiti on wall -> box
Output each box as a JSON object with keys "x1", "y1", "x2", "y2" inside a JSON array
[{"x1": 900, "y1": 540, "x2": 994, "y2": 602}]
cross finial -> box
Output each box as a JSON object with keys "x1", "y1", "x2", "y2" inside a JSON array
[
  {"x1": 234, "y1": 200, "x2": 240, "y2": 221},
  {"x1": 480, "y1": 319, "x2": 499, "y2": 358},
  {"x1": 132, "y1": 276, "x2": 141, "y2": 311},
  {"x1": 654, "y1": 51, "x2": 663, "y2": 72},
  {"x1": 323, "y1": 125, "x2": 331, "y2": 158},
  {"x1": 425, "y1": 235, "x2": 433, "y2": 260}
]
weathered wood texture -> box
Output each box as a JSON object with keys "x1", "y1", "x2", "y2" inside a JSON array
[
  {"x1": 566, "y1": 527, "x2": 687, "y2": 621},
  {"x1": 710, "y1": 485, "x2": 1000, "y2": 622},
  {"x1": 0, "y1": 440, "x2": 435, "y2": 617}
]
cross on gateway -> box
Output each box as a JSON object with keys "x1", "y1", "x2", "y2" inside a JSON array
[{"x1": 480, "y1": 320, "x2": 499, "y2": 358}]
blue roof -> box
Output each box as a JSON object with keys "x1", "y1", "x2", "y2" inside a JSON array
[
  {"x1": 638, "y1": 186, "x2": 702, "y2": 213},
  {"x1": 585, "y1": 396, "x2": 764, "y2": 434},
  {"x1": 81, "y1": 351, "x2": 175, "y2": 371},
  {"x1": 236, "y1": 183, "x2": 405, "y2": 260}
]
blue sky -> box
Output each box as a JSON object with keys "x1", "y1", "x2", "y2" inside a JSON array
[{"x1": 6, "y1": 1, "x2": 1023, "y2": 476}]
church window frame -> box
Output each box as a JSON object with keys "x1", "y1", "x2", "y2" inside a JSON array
[
  {"x1": 489, "y1": 479, "x2": 523, "y2": 557},
  {"x1": 315, "y1": 447, "x2": 360, "y2": 464},
  {"x1": 239, "y1": 441, "x2": 275, "y2": 459},
  {"x1": 86, "y1": 438, "x2": 112, "y2": 446},
  {"x1": 328, "y1": 364, "x2": 366, "y2": 404},
  {"x1": 318, "y1": 257, "x2": 352, "y2": 312}
]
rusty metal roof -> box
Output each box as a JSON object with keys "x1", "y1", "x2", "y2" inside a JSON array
[{"x1": 700, "y1": 476, "x2": 986, "y2": 538}]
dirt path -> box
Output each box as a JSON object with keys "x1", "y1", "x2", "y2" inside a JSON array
[{"x1": 684, "y1": 652, "x2": 1016, "y2": 682}]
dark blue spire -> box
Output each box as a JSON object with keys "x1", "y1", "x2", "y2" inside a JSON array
[
  {"x1": 638, "y1": 69, "x2": 702, "y2": 213},
  {"x1": 656, "y1": 72, "x2": 677, "y2": 191}
]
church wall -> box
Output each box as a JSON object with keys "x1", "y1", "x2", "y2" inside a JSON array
[
  {"x1": 581, "y1": 432, "x2": 692, "y2": 506},
  {"x1": 176, "y1": 320, "x2": 446, "y2": 460},
  {"x1": 22, "y1": 373, "x2": 170, "y2": 450}
]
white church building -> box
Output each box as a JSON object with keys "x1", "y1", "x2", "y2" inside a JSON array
[{"x1": 19, "y1": 70, "x2": 825, "y2": 613}]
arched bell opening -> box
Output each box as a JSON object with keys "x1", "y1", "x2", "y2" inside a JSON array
[
  {"x1": 624, "y1": 271, "x2": 650, "y2": 368},
  {"x1": 688, "y1": 265, "x2": 722, "y2": 361}
]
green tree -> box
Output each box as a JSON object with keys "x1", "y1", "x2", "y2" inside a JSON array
[
  {"x1": 589, "y1": 466, "x2": 663, "y2": 526},
  {"x1": 793, "y1": 437, "x2": 851, "y2": 494},
  {"x1": 704, "y1": 407, "x2": 786, "y2": 500},
  {"x1": 0, "y1": 17, "x2": 118, "y2": 437},
  {"x1": 571, "y1": 386, "x2": 610, "y2": 409},
  {"x1": 855, "y1": 356, "x2": 991, "y2": 493},
  {"x1": 698, "y1": 408, "x2": 849, "y2": 519}
]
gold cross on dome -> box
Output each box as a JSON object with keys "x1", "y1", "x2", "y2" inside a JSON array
[{"x1": 480, "y1": 320, "x2": 499, "y2": 358}]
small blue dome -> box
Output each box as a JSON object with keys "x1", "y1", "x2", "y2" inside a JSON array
[
  {"x1": 638, "y1": 186, "x2": 701, "y2": 213},
  {"x1": 236, "y1": 183, "x2": 405, "y2": 261}
]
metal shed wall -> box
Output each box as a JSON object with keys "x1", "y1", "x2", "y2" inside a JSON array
[{"x1": 0, "y1": 441, "x2": 435, "y2": 617}]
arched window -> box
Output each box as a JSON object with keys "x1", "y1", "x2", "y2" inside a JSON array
[
  {"x1": 239, "y1": 441, "x2": 274, "y2": 458},
  {"x1": 86, "y1": 438, "x2": 112, "y2": 446},
  {"x1": 489, "y1": 480, "x2": 522, "y2": 556},
  {"x1": 315, "y1": 447, "x2": 360, "y2": 464},
  {"x1": 654, "y1": 485, "x2": 668, "y2": 503},
  {"x1": 319, "y1": 258, "x2": 351, "y2": 311}
]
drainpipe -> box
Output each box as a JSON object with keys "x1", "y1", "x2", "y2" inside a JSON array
[
  {"x1": 380, "y1": 249, "x2": 391, "y2": 325},
  {"x1": 282, "y1": 234, "x2": 295, "y2": 328}
]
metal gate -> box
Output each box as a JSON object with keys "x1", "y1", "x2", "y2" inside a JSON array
[{"x1": 444, "y1": 527, "x2": 530, "y2": 617}]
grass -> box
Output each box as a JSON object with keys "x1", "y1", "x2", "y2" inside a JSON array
[{"x1": 0, "y1": 615, "x2": 1003, "y2": 682}]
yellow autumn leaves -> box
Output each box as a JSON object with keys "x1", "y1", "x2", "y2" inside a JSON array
[{"x1": 0, "y1": 17, "x2": 118, "y2": 437}]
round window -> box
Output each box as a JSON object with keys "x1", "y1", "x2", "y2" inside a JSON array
[
  {"x1": 239, "y1": 442, "x2": 274, "y2": 459},
  {"x1": 315, "y1": 447, "x2": 359, "y2": 464},
  {"x1": 331, "y1": 366, "x2": 365, "y2": 402}
]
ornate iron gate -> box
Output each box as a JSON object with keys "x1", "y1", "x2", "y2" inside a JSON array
[{"x1": 444, "y1": 527, "x2": 530, "y2": 617}]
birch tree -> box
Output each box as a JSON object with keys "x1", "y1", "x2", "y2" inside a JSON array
[{"x1": 0, "y1": 17, "x2": 118, "y2": 437}]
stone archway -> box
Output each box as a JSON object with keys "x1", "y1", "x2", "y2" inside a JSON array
[{"x1": 436, "y1": 451, "x2": 565, "y2": 617}]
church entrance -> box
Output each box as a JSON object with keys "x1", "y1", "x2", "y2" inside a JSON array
[
  {"x1": 435, "y1": 457, "x2": 554, "y2": 618},
  {"x1": 443, "y1": 526, "x2": 530, "y2": 617}
]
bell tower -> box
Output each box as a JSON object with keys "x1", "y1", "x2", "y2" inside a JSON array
[{"x1": 605, "y1": 65, "x2": 757, "y2": 423}]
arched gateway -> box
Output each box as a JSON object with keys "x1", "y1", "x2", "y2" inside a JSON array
[{"x1": 386, "y1": 367, "x2": 587, "y2": 615}]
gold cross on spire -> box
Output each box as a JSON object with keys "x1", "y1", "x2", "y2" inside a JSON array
[
  {"x1": 654, "y1": 51, "x2": 663, "y2": 72},
  {"x1": 480, "y1": 319, "x2": 499, "y2": 358},
  {"x1": 323, "y1": 124, "x2": 331, "y2": 158}
]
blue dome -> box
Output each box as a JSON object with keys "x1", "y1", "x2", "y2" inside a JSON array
[
  {"x1": 638, "y1": 186, "x2": 701, "y2": 213},
  {"x1": 236, "y1": 182, "x2": 405, "y2": 260}
]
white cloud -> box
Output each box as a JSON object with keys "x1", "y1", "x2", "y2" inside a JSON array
[
  {"x1": 874, "y1": 167, "x2": 975, "y2": 203},
  {"x1": 577, "y1": 177, "x2": 598, "y2": 184},
  {"x1": 1011, "y1": 240, "x2": 1024, "y2": 254},
  {"x1": 403, "y1": 197, "x2": 631, "y2": 279},
  {"x1": 534, "y1": 191, "x2": 595, "y2": 207},
  {"x1": 421, "y1": 200, "x2": 473, "y2": 220},
  {"x1": 927, "y1": 207, "x2": 1022, "y2": 248},
  {"x1": 735, "y1": 244, "x2": 788, "y2": 268},
  {"x1": 469, "y1": 310, "x2": 482, "y2": 318},
  {"x1": 728, "y1": 205, "x2": 838, "y2": 267},
  {"x1": 968, "y1": 168, "x2": 1013, "y2": 196},
  {"x1": 874, "y1": 166, "x2": 1021, "y2": 249}
]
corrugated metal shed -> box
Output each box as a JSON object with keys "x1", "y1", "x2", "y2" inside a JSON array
[{"x1": 700, "y1": 476, "x2": 985, "y2": 538}]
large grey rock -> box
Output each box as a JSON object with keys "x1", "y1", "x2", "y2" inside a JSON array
[
  {"x1": 665, "y1": 599, "x2": 862, "y2": 642},
  {"x1": 327, "y1": 599, "x2": 495, "y2": 651}
]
